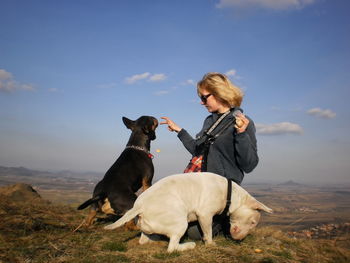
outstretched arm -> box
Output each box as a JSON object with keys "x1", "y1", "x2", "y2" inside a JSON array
[
  {"x1": 160, "y1": 117, "x2": 197, "y2": 155},
  {"x1": 160, "y1": 117, "x2": 182, "y2": 133}
]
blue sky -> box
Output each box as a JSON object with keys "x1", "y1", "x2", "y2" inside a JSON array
[{"x1": 1, "y1": 0, "x2": 349, "y2": 184}]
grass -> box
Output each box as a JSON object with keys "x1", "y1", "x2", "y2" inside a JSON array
[
  {"x1": 153, "y1": 251, "x2": 181, "y2": 260},
  {"x1": 79, "y1": 254, "x2": 131, "y2": 263},
  {"x1": 0, "y1": 195, "x2": 349, "y2": 263},
  {"x1": 102, "y1": 241, "x2": 128, "y2": 252}
]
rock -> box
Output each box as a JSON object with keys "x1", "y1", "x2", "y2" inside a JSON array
[{"x1": 0, "y1": 183, "x2": 42, "y2": 202}]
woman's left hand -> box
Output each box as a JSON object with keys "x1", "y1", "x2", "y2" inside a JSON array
[{"x1": 235, "y1": 113, "x2": 249, "y2": 134}]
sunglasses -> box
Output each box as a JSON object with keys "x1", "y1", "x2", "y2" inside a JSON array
[{"x1": 200, "y1": 94, "x2": 212, "y2": 104}]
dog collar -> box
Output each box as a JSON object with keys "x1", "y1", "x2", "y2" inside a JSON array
[{"x1": 125, "y1": 145, "x2": 154, "y2": 159}]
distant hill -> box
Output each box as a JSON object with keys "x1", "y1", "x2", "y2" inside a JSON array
[
  {"x1": 278, "y1": 180, "x2": 303, "y2": 186},
  {"x1": 0, "y1": 166, "x2": 38, "y2": 177},
  {"x1": 0, "y1": 165, "x2": 102, "y2": 180},
  {"x1": 0, "y1": 165, "x2": 102, "y2": 191}
]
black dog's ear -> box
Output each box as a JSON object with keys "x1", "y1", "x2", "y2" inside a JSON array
[{"x1": 122, "y1": 117, "x2": 135, "y2": 130}]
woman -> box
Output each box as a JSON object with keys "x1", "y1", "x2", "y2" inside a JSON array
[
  {"x1": 160, "y1": 72, "x2": 258, "y2": 185},
  {"x1": 160, "y1": 72, "x2": 259, "y2": 239}
]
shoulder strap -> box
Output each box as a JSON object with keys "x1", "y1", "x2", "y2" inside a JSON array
[
  {"x1": 198, "y1": 109, "x2": 239, "y2": 172},
  {"x1": 205, "y1": 110, "x2": 231, "y2": 136},
  {"x1": 211, "y1": 118, "x2": 235, "y2": 140},
  {"x1": 199, "y1": 110, "x2": 236, "y2": 172}
]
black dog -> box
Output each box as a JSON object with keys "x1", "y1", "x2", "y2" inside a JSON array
[{"x1": 78, "y1": 116, "x2": 158, "y2": 227}]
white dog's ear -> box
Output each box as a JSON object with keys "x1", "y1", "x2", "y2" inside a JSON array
[
  {"x1": 248, "y1": 198, "x2": 273, "y2": 214},
  {"x1": 255, "y1": 200, "x2": 273, "y2": 214}
]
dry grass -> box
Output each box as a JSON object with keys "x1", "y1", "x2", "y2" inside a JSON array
[{"x1": 0, "y1": 195, "x2": 349, "y2": 263}]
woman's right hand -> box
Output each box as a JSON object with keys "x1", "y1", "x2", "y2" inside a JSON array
[{"x1": 160, "y1": 117, "x2": 182, "y2": 133}]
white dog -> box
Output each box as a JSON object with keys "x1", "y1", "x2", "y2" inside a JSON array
[{"x1": 105, "y1": 172, "x2": 272, "y2": 252}]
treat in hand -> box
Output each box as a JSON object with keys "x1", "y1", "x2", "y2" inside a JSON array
[
  {"x1": 233, "y1": 109, "x2": 244, "y2": 128},
  {"x1": 236, "y1": 118, "x2": 244, "y2": 128}
]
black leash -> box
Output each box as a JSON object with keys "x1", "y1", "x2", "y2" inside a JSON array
[
  {"x1": 221, "y1": 178, "x2": 232, "y2": 216},
  {"x1": 218, "y1": 178, "x2": 232, "y2": 238}
]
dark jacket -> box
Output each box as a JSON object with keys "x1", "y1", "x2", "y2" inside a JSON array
[{"x1": 177, "y1": 109, "x2": 258, "y2": 184}]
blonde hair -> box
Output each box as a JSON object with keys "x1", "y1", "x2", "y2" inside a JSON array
[{"x1": 197, "y1": 72, "x2": 244, "y2": 107}]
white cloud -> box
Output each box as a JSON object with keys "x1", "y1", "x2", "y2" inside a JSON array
[
  {"x1": 0, "y1": 69, "x2": 12, "y2": 80},
  {"x1": 125, "y1": 72, "x2": 167, "y2": 84},
  {"x1": 256, "y1": 122, "x2": 303, "y2": 135},
  {"x1": 0, "y1": 69, "x2": 35, "y2": 92},
  {"x1": 225, "y1": 68, "x2": 242, "y2": 79},
  {"x1": 154, "y1": 90, "x2": 170, "y2": 96},
  {"x1": 187, "y1": 79, "x2": 195, "y2": 85},
  {"x1": 48, "y1": 88, "x2": 59, "y2": 92},
  {"x1": 154, "y1": 86, "x2": 178, "y2": 96},
  {"x1": 125, "y1": 72, "x2": 151, "y2": 84},
  {"x1": 216, "y1": 0, "x2": 316, "y2": 10},
  {"x1": 307, "y1": 108, "x2": 336, "y2": 119},
  {"x1": 149, "y1": 73, "x2": 166, "y2": 82},
  {"x1": 20, "y1": 84, "x2": 35, "y2": 91},
  {"x1": 225, "y1": 69, "x2": 237, "y2": 76},
  {"x1": 181, "y1": 79, "x2": 195, "y2": 86}
]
